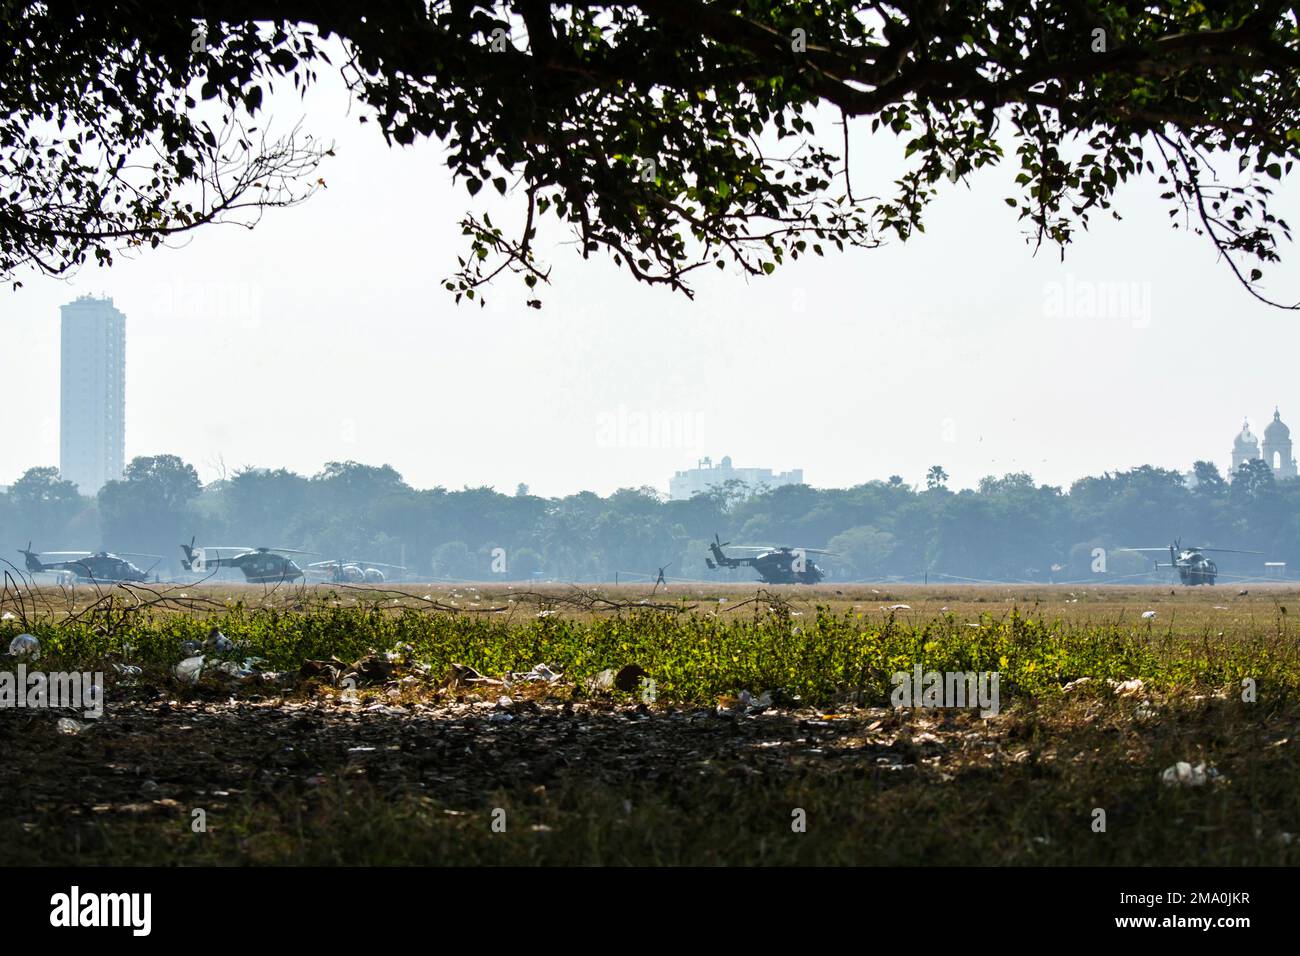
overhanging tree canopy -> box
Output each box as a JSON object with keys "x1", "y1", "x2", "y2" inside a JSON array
[{"x1": 3, "y1": 1, "x2": 1298, "y2": 306}]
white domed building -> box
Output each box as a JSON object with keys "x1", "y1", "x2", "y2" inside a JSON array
[
  {"x1": 1232, "y1": 419, "x2": 1261, "y2": 472},
  {"x1": 1262, "y1": 408, "x2": 1298, "y2": 478},
  {"x1": 1231, "y1": 410, "x2": 1297, "y2": 478}
]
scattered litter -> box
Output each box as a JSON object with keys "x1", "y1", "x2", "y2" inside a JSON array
[
  {"x1": 56, "y1": 717, "x2": 85, "y2": 735},
  {"x1": 1110, "y1": 678, "x2": 1146, "y2": 698},
  {"x1": 449, "y1": 662, "x2": 503, "y2": 687},
  {"x1": 362, "y1": 703, "x2": 408, "y2": 717},
  {"x1": 718, "y1": 689, "x2": 774, "y2": 715},
  {"x1": 8, "y1": 633, "x2": 40, "y2": 660},
  {"x1": 385, "y1": 643, "x2": 416, "y2": 664},
  {"x1": 112, "y1": 663, "x2": 142, "y2": 678},
  {"x1": 0, "y1": 611, "x2": 14, "y2": 621},
  {"x1": 214, "y1": 661, "x2": 256, "y2": 680},
  {"x1": 588, "y1": 668, "x2": 616, "y2": 692},
  {"x1": 1160, "y1": 761, "x2": 1220, "y2": 787},
  {"x1": 174, "y1": 655, "x2": 205, "y2": 685},
  {"x1": 343, "y1": 653, "x2": 397, "y2": 686},
  {"x1": 204, "y1": 627, "x2": 233, "y2": 653},
  {"x1": 1141, "y1": 610, "x2": 1157, "y2": 620},
  {"x1": 1061, "y1": 677, "x2": 1093, "y2": 693},
  {"x1": 886, "y1": 604, "x2": 912, "y2": 611},
  {"x1": 506, "y1": 663, "x2": 562, "y2": 685},
  {"x1": 487, "y1": 711, "x2": 514, "y2": 723},
  {"x1": 180, "y1": 640, "x2": 202, "y2": 656}
]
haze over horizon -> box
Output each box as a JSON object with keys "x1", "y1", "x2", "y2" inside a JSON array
[{"x1": 5, "y1": 57, "x2": 1298, "y2": 499}]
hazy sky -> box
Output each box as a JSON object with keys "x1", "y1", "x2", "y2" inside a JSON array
[{"x1": 5, "y1": 61, "x2": 1298, "y2": 498}]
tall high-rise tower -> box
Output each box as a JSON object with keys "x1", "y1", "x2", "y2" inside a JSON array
[{"x1": 59, "y1": 295, "x2": 125, "y2": 495}]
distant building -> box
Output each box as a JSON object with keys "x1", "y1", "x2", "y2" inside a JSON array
[
  {"x1": 669, "y1": 455, "x2": 803, "y2": 501},
  {"x1": 1231, "y1": 409, "x2": 1297, "y2": 479},
  {"x1": 1262, "y1": 409, "x2": 1297, "y2": 478},
  {"x1": 1232, "y1": 419, "x2": 1260, "y2": 472},
  {"x1": 60, "y1": 295, "x2": 126, "y2": 495}
]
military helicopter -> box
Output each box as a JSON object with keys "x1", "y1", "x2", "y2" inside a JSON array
[
  {"x1": 305, "y1": 558, "x2": 409, "y2": 584},
  {"x1": 1117, "y1": 540, "x2": 1263, "y2": 586},
  {"x1": 705, "y1": 534, "x2": 832, "y2": 584},
  {"x1": 19, "y1": 543, "x2": 160, "y2": 583},
  {"x1": 180, "y1": 538, "x2": 316, "y2": 584}
]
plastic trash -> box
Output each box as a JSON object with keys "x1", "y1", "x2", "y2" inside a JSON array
[
  {"x1": 204, "y1": 627, "x2": 233, "y2": 653},
  {"x1": 506, "y1": 663, "x2": 562, "y2": 685},
  {"x1": 1160, "y1": 761, "x2": 1219, "y2": 787},
  {"x1": 1141, "y1": 610, "x2": 1157, "y2": 620},
  {"x1": 738, "y1": 689, "x2": 773, "y2": 710},
  {"x1": 9, "y1": 633, "x2": 40, "y2": 660},
  {"x1": 56, "y1": 717, "x2": 85, "y2": 735},
  {"x1": 175, "y1": 655, "x2": 205, "y2": 685},
  {"x1": 449, "y1": 662, "x2": 503, "y2": 687},
  {"x1": 180, "y1": 640, "x2": 202, "y2": 656},
  {"x1": 1109, "y1": 678, "x2": 1145, "y2": 697},
  {"x1": 214, "y1": 660, "x2": 255, "y2": 680}
]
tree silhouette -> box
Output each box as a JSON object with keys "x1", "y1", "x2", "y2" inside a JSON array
[{"x1": 3, "y1": 2, "x2": 1298, "y2": 306}]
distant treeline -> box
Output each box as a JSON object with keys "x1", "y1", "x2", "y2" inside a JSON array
[{"x1": 0, "y1": 456, "x2": 1293, "y2": 583}]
